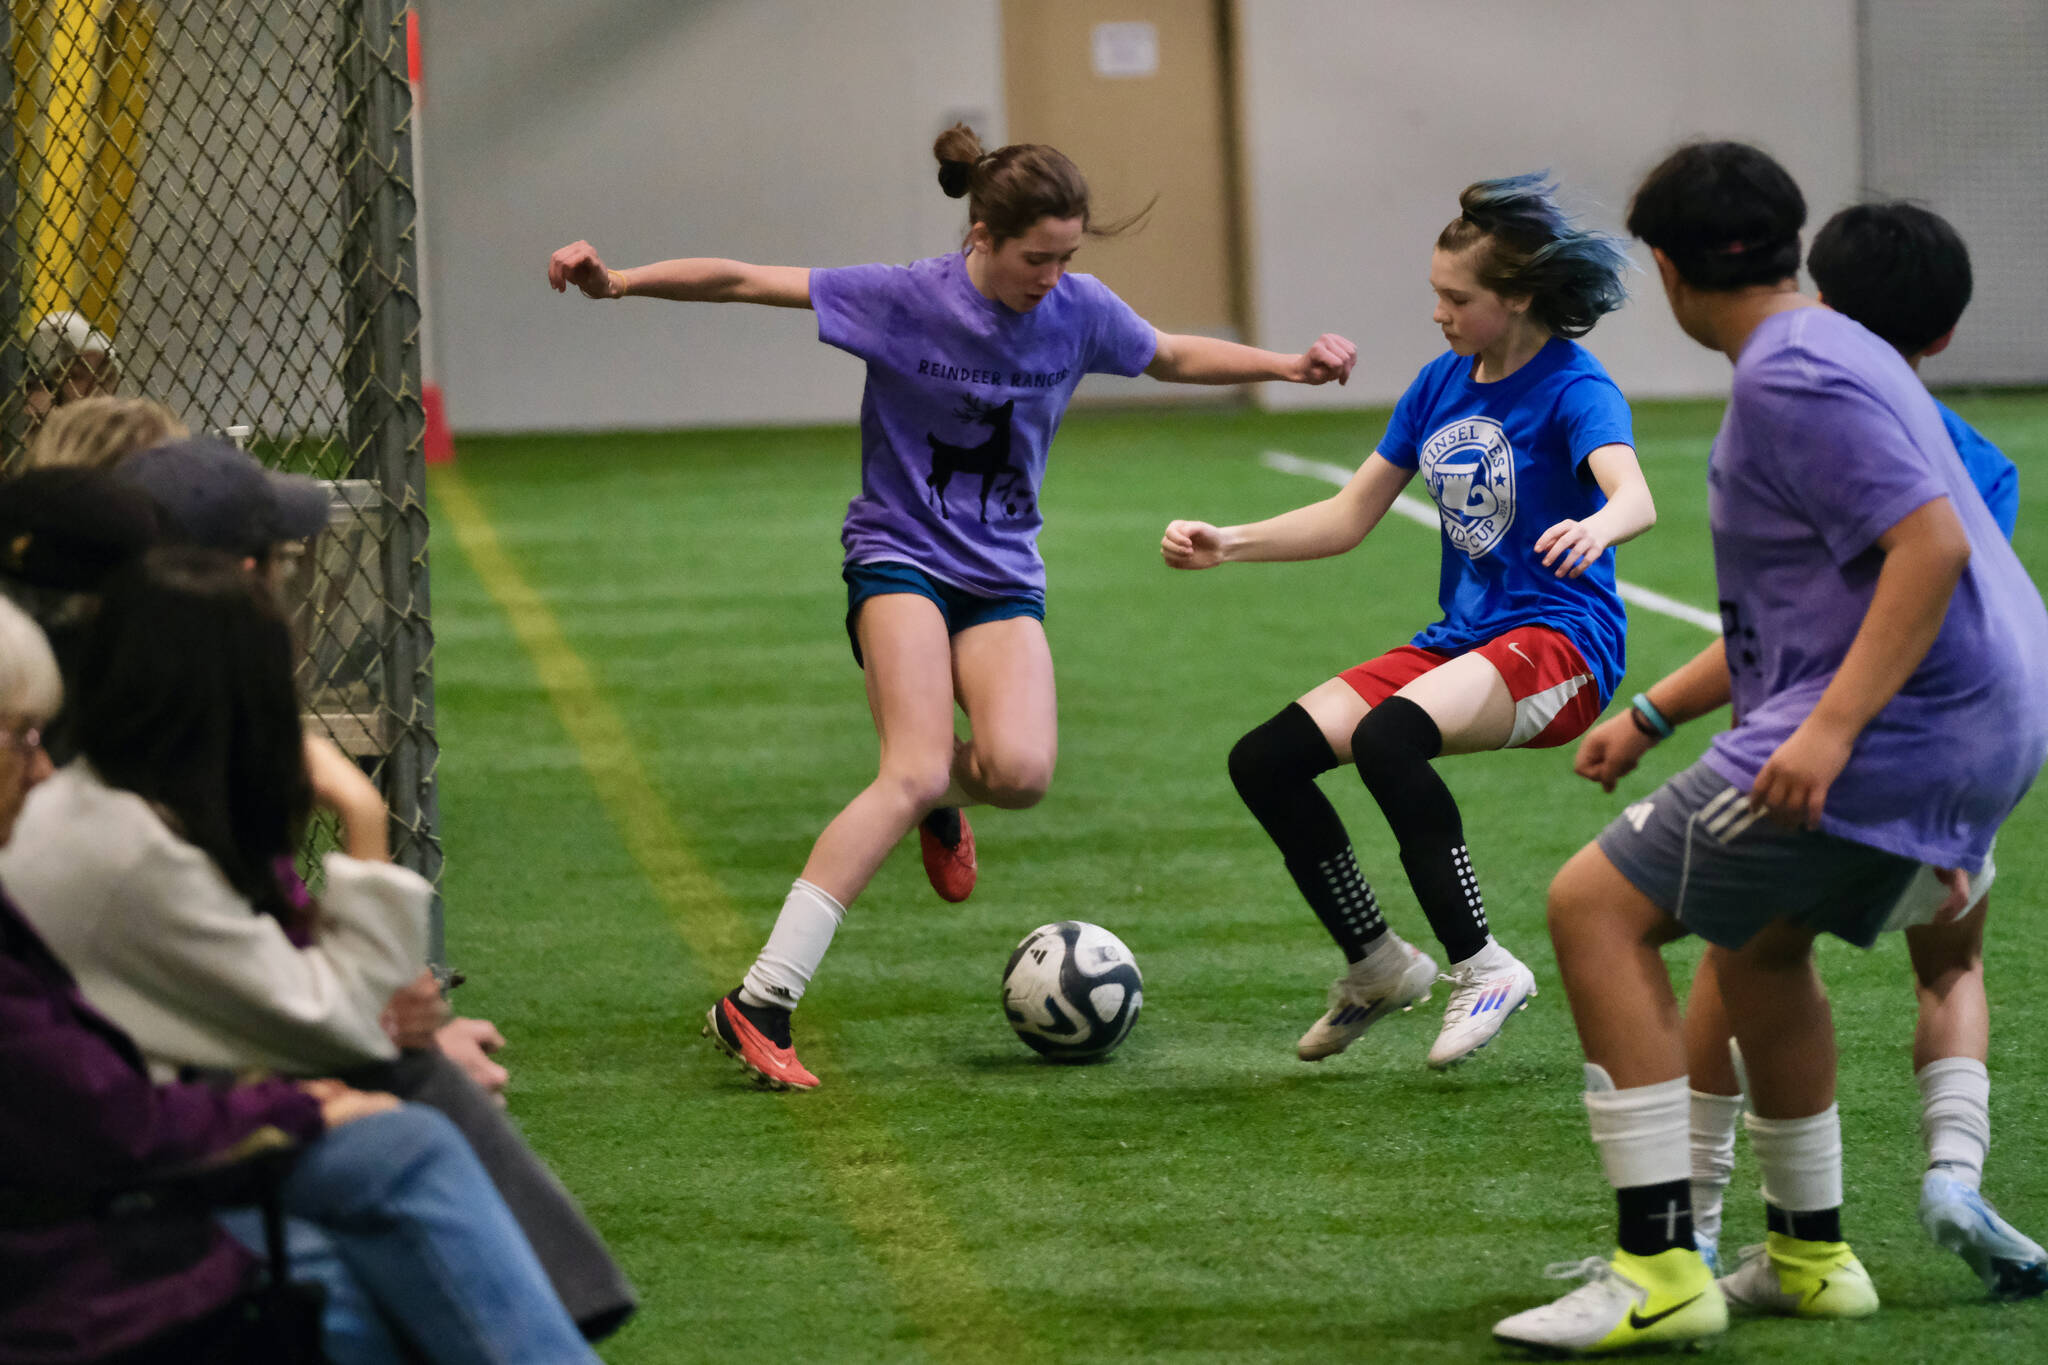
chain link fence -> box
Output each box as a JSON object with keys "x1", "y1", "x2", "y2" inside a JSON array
[{"x1": 4, "y1": 0, "x2": 441, "y2": 952}]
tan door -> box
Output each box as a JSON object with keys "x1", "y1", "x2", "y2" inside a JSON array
[{"x1": 1003, "y1": 1, "x2": 1242, "y2": 343}]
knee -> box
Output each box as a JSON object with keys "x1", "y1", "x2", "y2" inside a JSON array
[
  {"x1": 977, "y1": 747, "x2": 1054, "y2": 809},
  {"x1": 880, "y1": 763, "x2": 954, "y2": 816},
  {"x1": 1229, "y1": 705, "x2": 1336, "y2": 800},
  {"x1": 1350, "y1": 696, "x2": 1442, "y2": 778}
]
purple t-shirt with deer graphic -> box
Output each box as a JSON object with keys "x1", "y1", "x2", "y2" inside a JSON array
[{"x1": 811, "y1": 253, "x2": 1157, "y2": 598}]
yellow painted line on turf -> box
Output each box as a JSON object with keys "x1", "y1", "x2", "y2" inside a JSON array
[{"x1": 434, "y1": 466, "x2": 1046, "y2": 1364}]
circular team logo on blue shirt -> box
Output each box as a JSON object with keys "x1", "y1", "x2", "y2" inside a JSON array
[{"x1": 1419, "y1": 416, "x2": 1516, "y2": 558}]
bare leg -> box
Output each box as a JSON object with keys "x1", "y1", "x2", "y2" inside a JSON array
[
  {"x1": 1907, "y1": 897, "x2": 1990, "y2": 1070},
  {"x1": 947, "y1": 616, "x2": 1057, "y2": 810},
  {"x1": 1546, "y1": 841, "x2": 1689, "y2": 1086},
  {"x1": 1712, "y1": 922, "x2": 1832, "y2": 1120},
  {"x1": 798, "y1": 594, "x2": 958, "y2": 905},
  {"x1": 1682, "y1": 955, "x2": 1744, "y2": 1096}
]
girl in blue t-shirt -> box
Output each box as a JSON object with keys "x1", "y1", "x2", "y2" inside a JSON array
[
  {"x1": 1162, "y1": 174, "x2": 1654, "y2": 1072},
  {"x1": 549, "y1": 125, "x2": 1358, "y2": 1090}
]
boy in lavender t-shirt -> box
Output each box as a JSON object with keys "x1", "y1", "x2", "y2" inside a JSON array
[
  {"x1": 1495, "y1": 143, "x2": 2048, "y2": 1356},
  {"x1": 550, "y1": 125, "x2": 1357, "y2": 1090}
]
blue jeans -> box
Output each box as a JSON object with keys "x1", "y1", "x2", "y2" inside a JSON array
[{"x1": 221, "y1": 1105, "x2": 600, "y2": 1365}]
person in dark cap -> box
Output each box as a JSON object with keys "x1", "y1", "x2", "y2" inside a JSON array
[{"x1": 114, "y1": 433, "x2": 330, "y2": 567}]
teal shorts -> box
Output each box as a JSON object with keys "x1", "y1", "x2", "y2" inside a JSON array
[{"x1": 842, "y1": 561, "x2": 1044, "y2": 667}]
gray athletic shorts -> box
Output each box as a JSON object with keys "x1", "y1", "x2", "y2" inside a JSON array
[{"x1": 1595, "y1": 758, "x2": 1921, "y2": 950}]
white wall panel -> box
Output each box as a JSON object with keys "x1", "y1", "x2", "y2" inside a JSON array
[
  {"x1": 1236, "y1": 1, "x2": 1861, "y2": 408},
  {"x1": 423, "y1": 1, "x2": 1002, "y2": 432}
]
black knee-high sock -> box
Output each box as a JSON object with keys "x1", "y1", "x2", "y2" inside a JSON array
[
  {"x1": 1351, "y1": 697, "x2": 1491, "y2": 963},
  {"x1": 1229, "y1": 704, "x2": 1390, "y2": 962}
]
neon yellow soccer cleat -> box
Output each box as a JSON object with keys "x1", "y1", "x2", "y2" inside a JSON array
[
  {"x1": 1493, "y1": 1246, "x2": 1727, "y2": 1355},
  {"x1": 1716, "y1": 1231, "x2": 1878, "y2": 1319}
]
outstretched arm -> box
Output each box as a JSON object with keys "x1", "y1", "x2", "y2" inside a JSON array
[
  {"x1": 1162, "y1": 453, "x2": 1411, "y2": 569},
  {"x1": 1146, "y1": 331, "x2": 1356, "y2": 386},
  {"x1": 547, "y1": 240, "x2": 812, "y2": 309},
  {"x1": 1573, "y1": 639, "x2": 1730, "y2": 792},
  {"x1": 1533, "y1": 443, "x2": 1657, "y2": 578}
]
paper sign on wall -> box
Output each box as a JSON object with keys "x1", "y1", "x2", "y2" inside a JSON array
[{"x1": 1091, "y1": 22, "x2": 1158, "y2": 78}]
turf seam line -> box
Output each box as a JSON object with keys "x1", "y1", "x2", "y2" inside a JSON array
[
  {"x1": 433, "y1": 465, "x2": 1048, "y2": 1365},
  {"x1": 1260, "y1": 450, "x2": 1724, "y2": 632}
]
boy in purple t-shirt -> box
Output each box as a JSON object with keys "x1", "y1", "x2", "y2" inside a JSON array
[
  {"x1": 550, "y1": 125, "x2": 1358, "y2": 1089},
  {"x1": 1494, "y1": 143, "x2": 2048, "y2": 1356}
]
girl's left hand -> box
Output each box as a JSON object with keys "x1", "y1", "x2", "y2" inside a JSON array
[
  {"x1": 1750, "y1": 720, "x2": 1855, "y2": 829},
  {"x1": 1293, "y1": 334, "x2": 1358, "y2": 386},
  {"x1": 1535, "y1": 518, "x2": 1610, "y2": 577}
]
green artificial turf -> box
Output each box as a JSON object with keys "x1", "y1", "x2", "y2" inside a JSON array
[{"x1": 430, "y1": 393, "x2": 2048, "y2": 1363}]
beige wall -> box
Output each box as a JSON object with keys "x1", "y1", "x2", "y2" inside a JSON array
[{"x1": 1235, "y1": 0, "x2": 1862, "y2": 408}]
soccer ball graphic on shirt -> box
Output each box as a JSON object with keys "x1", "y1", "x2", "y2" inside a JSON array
[{"x1": 1001, "y1": 921, "x2": 1143, "y2": 1061}]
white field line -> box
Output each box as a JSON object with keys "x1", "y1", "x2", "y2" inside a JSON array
[{"x1": 1259, "y1": 450, "x2": 1722, "y2": 634}]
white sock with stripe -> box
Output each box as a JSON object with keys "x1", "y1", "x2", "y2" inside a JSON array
[{"x1": 739, "y1": 879, "x2": 846, "y2": 1013}]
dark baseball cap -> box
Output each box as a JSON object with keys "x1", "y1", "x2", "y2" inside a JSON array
[
  {"x1": 115, "y1": 435, "x2": 330, "y2": 556},
  {"x1": 0, "y1": 466, "x2": 165, "y2": 591}
]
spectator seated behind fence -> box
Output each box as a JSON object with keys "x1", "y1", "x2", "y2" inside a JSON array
[
  {"x1": 23, "y1": 312, "x2": 120, "y2": 431},
  {"x1": 0, "y1": 595, "x2": 601, "y2": 1365},
  {"x1": 112, "y1": 434, "x2": 514, "y2": 1098},
  {"x1": 0, "y1": 545, "x2": 636, "y2": 1340},
  {"x1": 23, "y1": 395, "x2": 187, "y2": 472}
]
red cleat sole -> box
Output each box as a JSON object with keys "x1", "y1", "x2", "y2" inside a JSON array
[{"x1": 919, "y1": 810, "x2": 977, "y2": 903}]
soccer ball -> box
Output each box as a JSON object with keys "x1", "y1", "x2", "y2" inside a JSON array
[{"x1": 1000, "y1": 921, "x2": 1143, "y2": 1061}]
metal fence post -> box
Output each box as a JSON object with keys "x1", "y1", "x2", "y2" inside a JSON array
[{"x1": 338, "y1": 0, "x2": 442, "y2": 961}]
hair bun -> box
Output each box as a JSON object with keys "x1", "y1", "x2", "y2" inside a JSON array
[{"x1": 937, "y1": 159, "x2": 972, "y2": 199}]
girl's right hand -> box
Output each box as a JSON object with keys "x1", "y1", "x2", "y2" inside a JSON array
[
  {"x1": 1161, "y1": 520, "x2": 1229, "y2": 570},
  {"x1": 548, "y1": 240, "x2": 622, "y2": 299},
  {"x1": 297, "y1": 1079, "x2": 401, "y2": 1128}
]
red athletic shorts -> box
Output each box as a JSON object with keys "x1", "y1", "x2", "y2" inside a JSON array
[{"x1": 1337, "y1": 625, "x2": 1602, "y2": 750}]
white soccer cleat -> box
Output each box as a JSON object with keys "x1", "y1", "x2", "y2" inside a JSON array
[
  {"x1": 1295, "y1": 938, "x2": 1437, "y2": 1061},
  {"x1": 1492, "y1": 1248, "x2": 1726, "y2": 1355},
  {"x1": 1426, "y1": 954, "x2": 1536, "y2": 1069},
  {"x1": 1921, "y1": 1170, "x2": 2048, "y2": 1300}
]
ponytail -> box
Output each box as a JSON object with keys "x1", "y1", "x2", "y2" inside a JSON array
[{"x1": 931, "y1": 122, "x2": 1149, "y2": 247}]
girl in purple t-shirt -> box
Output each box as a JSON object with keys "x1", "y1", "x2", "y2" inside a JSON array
[{"x1": 549, "y1": 124, "x2": 1357, "y2": 1089}]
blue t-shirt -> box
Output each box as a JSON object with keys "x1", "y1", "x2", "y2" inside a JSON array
[
  {"x1": 810, "y1": 253, "x2": 1158, "y2": 598},
  {"x1": 1704, "y1": 308, "x2": 2048, "y2": 870},
  {"x1": 1936, "y1": 400, "x2": 2018, "y2": 540},
  {"x1": 1376, "y1": 337, "x2": 1635, "y2": 704}
]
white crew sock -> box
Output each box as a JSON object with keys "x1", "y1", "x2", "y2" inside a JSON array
[
  {"x1": 1746, "y1": 1106, "x2": 1843, "y2": 1215},
  {"x1": 739, "y1": 879, "x2": 847, "y2": 1013},
  {"x1": 1583, "y1": 1065, "x2": 1692, "y2": 1189},
  {"x1": 1689, "y1": 1088, "x2": 1746, "y2": 1247},
  {"x1": 1917, "y1": 1056, "x2": 1990, "y2": 1188}
]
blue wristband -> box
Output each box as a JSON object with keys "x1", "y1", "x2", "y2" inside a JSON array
[{"x1": 1631, "y1": 692, "x2": 1675, "y2": 740}]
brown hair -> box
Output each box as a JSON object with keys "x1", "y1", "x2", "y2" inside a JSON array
[
  {"x1": 932, "y1": 123, "x2": 1149, "y2": 248},
  {"x1": 26, "y1": 395, "x2": 188, "y2": 472}
]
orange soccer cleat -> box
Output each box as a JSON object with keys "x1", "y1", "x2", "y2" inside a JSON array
[
  {"x1": 919, "y1": 807, "x2": 977, "y2": 903},
  {"x1": 703, "y1": 990, "x2": 819, "y2": 1091}
]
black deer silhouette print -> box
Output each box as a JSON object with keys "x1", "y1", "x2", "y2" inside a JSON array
[{"x1": 925, "y1": 396, "x2": 1027, "y2": 521}]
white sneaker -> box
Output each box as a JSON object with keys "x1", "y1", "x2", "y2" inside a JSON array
[
  {"x1": 1426, "y1": 952, "x2": 1536, "y2": 1069},
  {"x1": 1492, "y1": 1248, "x2": 1726, "y2": 1355},
  {"x1": 1295, "y1": 938, "x2": 1437, "y2": 1061},
  {"x1": 1921, "y1": 1170, "x2": 2048, "y2": 1299}
]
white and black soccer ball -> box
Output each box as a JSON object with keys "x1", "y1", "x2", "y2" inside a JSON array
[{"x1": 1000, "y1": 921, "x2": 1143, "y2": 1061}]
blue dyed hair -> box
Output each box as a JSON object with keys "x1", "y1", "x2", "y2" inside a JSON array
[{"x1": 1436, "y1": 173, "x2": 1630, "y2": 338}]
